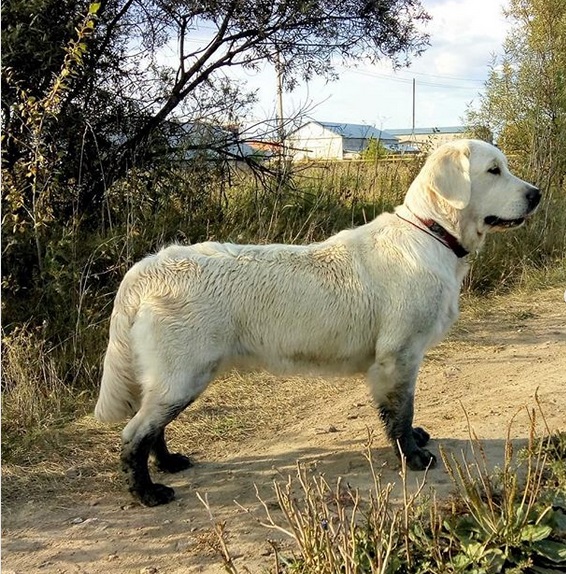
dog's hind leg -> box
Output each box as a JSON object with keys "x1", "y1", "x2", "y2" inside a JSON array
[
  {"x1": 120, "y1": 363, "x2": 217, "y2": 507},
  {"x1": 151, "y1": 428, "x2": 193, "y2": 473},
  {"x1": 412, "y1": 426, "x2": 430, "y2": 447},
  {"x1": 367, "y1": 348, "x2": 436, "y2": 471},
  {"x1": 377, "y1": 391, "x2": 436, "y2": 470}
]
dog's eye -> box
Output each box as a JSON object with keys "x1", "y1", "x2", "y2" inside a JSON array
[{"x1": 488, "y1": 166, "x2": 501, "y2": 175}]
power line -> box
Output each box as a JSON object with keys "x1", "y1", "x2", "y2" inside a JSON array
[
  {"x1": 347, "y1": 68, "x2": 483, "y2": 90},
  {"x1": 408, "y1": 69, "x2": 486, "y2": 83}
]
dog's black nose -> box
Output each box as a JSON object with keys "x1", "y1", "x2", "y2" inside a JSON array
[{"x1": 526, "y1": 185, "x2": 541, "y2": 211}]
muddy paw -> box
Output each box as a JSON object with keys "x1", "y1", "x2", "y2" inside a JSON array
[
  {"x1": 406, "y1": 447, "x2": 437, "y2": 471},
  {"x1": 135, "y1": 483, "x2": 176, "y2": 507},
  {"x1": 156, "y1": 453, "x2": 193, "y2": 474},
  {"x1": 412, "y1": 427, "x2": 431, "y2": 447}
]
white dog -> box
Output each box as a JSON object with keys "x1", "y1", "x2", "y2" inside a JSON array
[{"x1": 95, "y1": 139, "x2": 540, "y2": 506}]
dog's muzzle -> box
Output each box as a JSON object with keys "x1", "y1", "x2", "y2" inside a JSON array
[{"x1": 484, "y1": 185, "x2": 541, "y2": 228}]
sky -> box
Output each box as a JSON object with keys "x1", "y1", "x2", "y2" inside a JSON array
[{"x1": 237, "y1": 0, "x2": 512, "y2": 132}]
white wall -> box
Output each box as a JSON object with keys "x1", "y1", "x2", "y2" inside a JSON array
[{"x1": 287, "y1": 122, "x2": 343, "y2": 160}]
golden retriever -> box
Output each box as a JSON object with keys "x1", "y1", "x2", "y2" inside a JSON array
[{"x1": 95, "y1": 139, "x2": 540, "y2": 506}]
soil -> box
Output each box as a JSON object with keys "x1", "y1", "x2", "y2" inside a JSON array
[{"x1": 2, "y1": 287, "x2": 565, "y2": 574}]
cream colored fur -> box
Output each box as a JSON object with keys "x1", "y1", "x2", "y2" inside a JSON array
[{"x1": 94, "y1": 139, "x2": 540, "y2": 503}]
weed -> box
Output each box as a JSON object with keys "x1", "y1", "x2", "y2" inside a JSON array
[
  {"x1": 202, "y1": 420, "x2": 566, "y2": 573},
  {"x1": 440, "y1": 417, "x2": 566, "y2": 573}
]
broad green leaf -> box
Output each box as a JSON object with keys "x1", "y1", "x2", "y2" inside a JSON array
[
  {"x1": 452, "y1": 553, "x2": 472, "y2": 569},
  {"x1": 484, "y1": 548, "x2": 506, "y2": 574},
  {"x1": 551, "y1": 509, "x2": 566, "y2": 534},
  {"x1": 462, "y1": 539, "x2": 485, "y2": 559},
  {"x1": 520, "y1": 523, "x2": 553, "y2": 542},
  {"x1": 532, "y1": 539, "x2": 566, "y2": 563}
]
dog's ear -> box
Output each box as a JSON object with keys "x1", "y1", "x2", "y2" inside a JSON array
[{"x1": 425, "y1": 146, "x2": 471, "y2": 210}]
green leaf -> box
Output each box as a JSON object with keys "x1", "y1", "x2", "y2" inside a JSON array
[
  {"x1": 532, "y1": 539, "x2": 566, "y2": 563},
  {"x1": 452, "y1": 553, "x2": 472, "y2": 570},
  {"x1": 462, "y1": 539, "x2": 485, "y2": 560},
  {"x1": 530, "y1": 567, "x2": 566, "y2": 574},
  {"x1": 551, "y1": 509, "x2": 566, "y2": 534},
  {"x1": 520, "y1": 523, "x2": 553, "y2": 542},
  {"x1": 551, "y1": 492, "x2": 566, "y2": 512},
  {"x1": 484, "y1": 548, "x2": 506, "y2": 574},
  {"x1": 89, "y1": 3, "x2": 101, "y2": 14},
  {"x1": 447, "y1": 515, "x2": 482, "y2": 540}
]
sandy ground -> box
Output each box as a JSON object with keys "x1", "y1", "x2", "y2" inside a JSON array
[{"x1": 2, "y1": 287, "x2": 565, "y2": 573}]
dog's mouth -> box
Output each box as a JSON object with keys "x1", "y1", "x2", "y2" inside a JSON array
[
  {"x1": 484, "y1": 215, "x2": 526, "y2": 229},
  {"x1": 484, "y1": 186, "x2": 541, "y2": 230}
]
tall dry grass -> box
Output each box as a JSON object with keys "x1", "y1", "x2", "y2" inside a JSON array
[
  {"x1": 216, "y1": 158, "x2": 418, "y2": 244},
  {"x1": 1, "y1": 156, "x2": 564, "y2": 457},
  {"x1": 1, "y1": 326, "x2": 92, "y2": 460}
]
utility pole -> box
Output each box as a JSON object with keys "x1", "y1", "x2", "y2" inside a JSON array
[
  {"x1": 412, "y1": 78, "x2": 416, "y2": 135},
  {"x1": 275, "y1": 49, "x2": 285, "y2": 151}
]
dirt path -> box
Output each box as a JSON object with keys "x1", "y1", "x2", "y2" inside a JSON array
[{"x1": 2, "y1": 288, "x2": 565, "y2": 573}]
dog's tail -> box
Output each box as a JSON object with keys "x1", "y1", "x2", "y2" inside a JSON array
[{"x1": 94, "y1": 268, "x2": 143, "y2": 423}]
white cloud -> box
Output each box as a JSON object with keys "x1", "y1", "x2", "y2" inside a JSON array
[
  {"x1": 422, "y1": 0, "x2": 509, "y2": 79},
  {"x1": 164, "y1": 1, "x2": 512, "y2": 130},
  {"x1": 432, "y1": 52, "x2": 462, "y2": 77},
  {"x1": 426, "y1": 0, "x2": 507, "y2": 44},
  {"x1": 292, "y1": 0, "x2": 510, "y2": 129}
]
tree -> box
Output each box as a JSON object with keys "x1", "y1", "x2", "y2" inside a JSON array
[
  {"x1": 361, "y1": 137, "x2": 388, "y2": 161},
  {"x1": 1, "y1": 0, "x2": 431, "y2": 334},
  {"x1": 465, "y1": 0, "x2": 566, "y2": 190},
  {"x1": 2, "y1": 3, "x2": 100, "y2": 276},
  {"x1": 2, "y1": 0, "x2": 431, "y2": 207}
]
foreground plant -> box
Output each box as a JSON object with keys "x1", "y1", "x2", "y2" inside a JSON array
[
  {"x1": 227, "y1": 433, "x2": 429, "y2": 574},
  {"x1": 440, "y1": 417, "x2": 566, "y2": 573},
  {"x1": 202, "y1": 421, "x2": 566, "y2": 573}
]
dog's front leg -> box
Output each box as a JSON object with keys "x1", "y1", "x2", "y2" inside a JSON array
[{"x1": 367, "y1": 351, "x2": 437, "y2": 470}]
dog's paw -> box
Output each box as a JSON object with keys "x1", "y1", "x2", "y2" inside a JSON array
[
  {"x1": 135, "y1": 483, "x2": 176, "y2": 507},
  {"x1": 412, "y1": 427, "x2": 431, "y2": 447},
  {"x1": 405, "y1": 447, "x2": 437, "y2": 471},
  {"x1": 156, "y1": 453, "x2": 193, "y2": 474}
]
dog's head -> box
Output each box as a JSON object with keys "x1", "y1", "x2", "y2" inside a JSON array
[{"x1": 405, "y1": 139, "x2": 541, "y2": 250}]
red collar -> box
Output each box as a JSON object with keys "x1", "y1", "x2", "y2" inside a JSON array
[{"x1": 396, "y1": 210, "x2": 469, "y2": 258}]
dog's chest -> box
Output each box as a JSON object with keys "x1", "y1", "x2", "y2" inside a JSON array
[{"x1": 429, "y1": 289, "x2": 460, "y2": 347}]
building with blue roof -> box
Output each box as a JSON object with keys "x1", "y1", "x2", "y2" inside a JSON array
[
  {"x1": 386, "y1": 126, "x2": 467, "y2": 151},
  {"x1": 287, "y1": 120, "x2": 399, "y2": 160}
]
